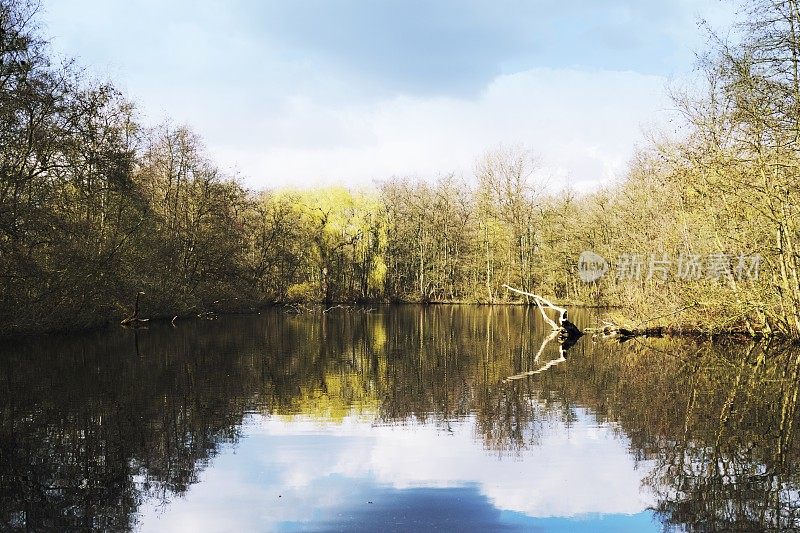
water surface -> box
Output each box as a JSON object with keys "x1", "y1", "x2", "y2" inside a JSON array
[{"x1": 1, "y1": 306, "x2": 799, "y2": 531}]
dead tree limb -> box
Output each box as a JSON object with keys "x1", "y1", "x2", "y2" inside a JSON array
[
  {"x1": 503, "y1": 285, "x2": 565, "y2": 329},
  {"x1": 121, "y1": 291, "x2": 149, "y2": 328},
  {"x1": 502, "y1": 284, "x2": 583, "y2": 342},
  {"x1": 584, "y1": 305, "x2": 699, "y2": 341}
]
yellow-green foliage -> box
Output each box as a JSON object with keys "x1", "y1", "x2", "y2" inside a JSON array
[
  {"x1": 286, "y1": 282, "x2": 318, "y2": 303},
  {"x1": 2, "y1": 0, "x2": 799, "y2": 337}
]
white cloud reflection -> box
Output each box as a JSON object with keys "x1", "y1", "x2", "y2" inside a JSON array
[{"x1": 136, "y1": 408, "x2": 656, "y2": 532}]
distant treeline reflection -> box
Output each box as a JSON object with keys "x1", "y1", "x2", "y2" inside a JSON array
[{"x1": 1, "y1": 307, "x2": 799, "y2": 530}]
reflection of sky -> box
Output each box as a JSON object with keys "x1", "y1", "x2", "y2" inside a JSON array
[{"x1": 136, "y1": 410, "x2": 659, "y2": 532}]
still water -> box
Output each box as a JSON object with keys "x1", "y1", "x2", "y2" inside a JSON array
[{"x1": 1, "y1": 306, "x2": 799, "y2": 531}]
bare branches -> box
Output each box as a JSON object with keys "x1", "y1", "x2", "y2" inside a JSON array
[{"x1": 502, "y1": 284, "x2": 567, "y2": 330}]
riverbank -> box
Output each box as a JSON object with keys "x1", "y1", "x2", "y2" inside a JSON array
[{"x1": 1, "y1": 296, "x2": 788, "y2": 342}]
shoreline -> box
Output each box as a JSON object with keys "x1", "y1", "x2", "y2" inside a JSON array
[{"x1": 0, "y1": 300, "x2": 789, "y2": 343}]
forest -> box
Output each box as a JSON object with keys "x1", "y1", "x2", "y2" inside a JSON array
[{"x1": 1, "y1": 0, "x2": 800, "y2": 337}]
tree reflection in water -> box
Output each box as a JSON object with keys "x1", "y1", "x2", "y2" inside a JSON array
[{"x1": 0, "y1": 306, "x2": 798, "y2": 530}]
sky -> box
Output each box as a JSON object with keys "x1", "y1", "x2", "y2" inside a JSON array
[{"x1": 40, "y1": 1, "x2": 735, "y2": 191}]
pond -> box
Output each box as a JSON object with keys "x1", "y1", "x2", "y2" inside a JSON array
[{"x1": 1, "y1": 306, "x2": 799, "y2": 531}]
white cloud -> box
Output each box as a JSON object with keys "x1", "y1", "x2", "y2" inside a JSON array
[
  {"x1": 212, "y1": 68, "x2": 673, "y2": 191},
  {"x1": 40, "y1": 0, "x2": 735, "y2": 193}
]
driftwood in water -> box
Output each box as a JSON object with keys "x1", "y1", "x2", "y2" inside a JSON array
[
  {"x1": 585, "y1": 304, "x2": 697, "y2": 341},
  {"x1": 588, "y1": 322, "x2": 663, "y2": 342},
  {"x1": 503, "y1": 285, "x2": 583, "y2": 343},
  {"x1": 121, "y1": 291, "x2": 149, "y2": 328}
]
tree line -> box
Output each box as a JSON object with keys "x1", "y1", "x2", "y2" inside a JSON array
[{"x1": 1, "y1": 0, "x2": 799, "y2": 336}]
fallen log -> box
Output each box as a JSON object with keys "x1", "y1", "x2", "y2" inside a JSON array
[
  {"x1": 502, "y1": 284, "x2": 583, "y2": 343},
  {"x1": 120, "y1": 291, "x2": 149, "y2": 328},
  {"x1": 584, "y1": 323, "x2": 663, "y2": 342},
  {"x1": 584, "y1": 303, "x2": 698, "y2": 341}
]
